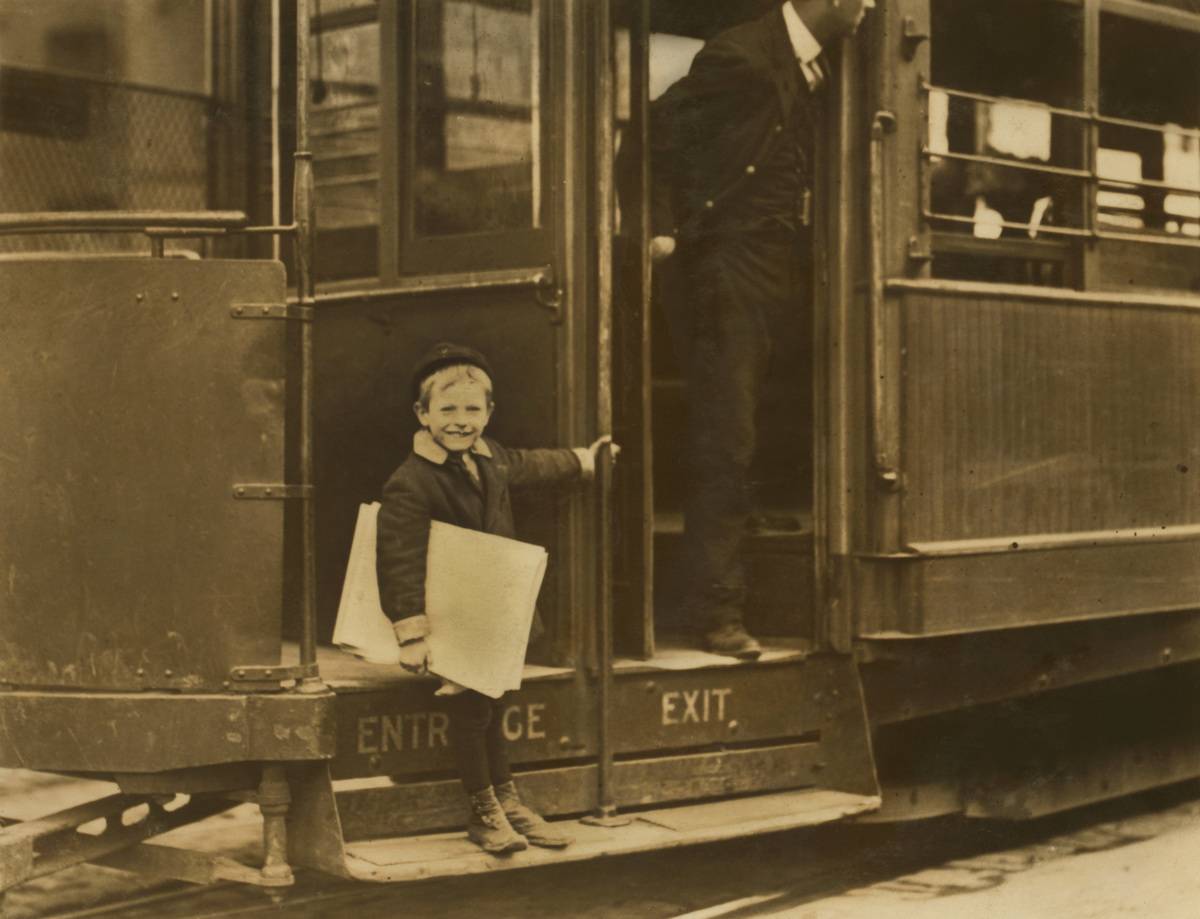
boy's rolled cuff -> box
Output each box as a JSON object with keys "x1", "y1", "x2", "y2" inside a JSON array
[
  {"x1": 573, "y1": 447, "x2": 595, "y2": 480},
  {"x1": 393, "y1": 615, "x2": 430, "y2": 645}
]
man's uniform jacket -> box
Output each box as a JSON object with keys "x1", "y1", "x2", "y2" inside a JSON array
[{"x1": 641, "y1": 6, "x2": 818, "y2": 241}]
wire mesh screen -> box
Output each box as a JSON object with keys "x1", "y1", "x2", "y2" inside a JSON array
[{"x1": 0, "y1": 66, "x2": 214, "y2": 253}]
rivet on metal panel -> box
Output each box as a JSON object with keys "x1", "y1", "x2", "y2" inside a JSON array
[
  {"x1": 223, "y1": 681, "x2": 231, "y2": 690},
  {"x1": 236, "y1": 669, "x2": 245, "y2": 678},
  {"x1": 265, "y1": 488, "x2": 273, "y2": 497},
  {"x1": 1036, "y1": 673, "x2": 1050, "y2": 689},
  {"x1": 644, "y1": 681, "x2": 657, "y2": 693},
  {"x1": 811, "y1": 761, "x2": 826, "y2": 772},
  {"x1": 368, "y1": 755, "x2": 382, "y2": 771},
  {"x1": 164, "y1": 670, "x2": 172, "y2": 677},
  {"x1": 234, "y1": 306, "x2": 244, "y2": 316},
  {"x1": 235, "y1": 487, "x2": 245, "y2": 497},
  {"x1": 728, "y1": 720, "x2": 739, "y2": 733},
  {"x1": 261, "y1": 306, "x2": 270, "y2": 315},
  {"x1": 171, "y1": 292, "x2": 179, "y2": 301},
  {"x1": 136, "y1": 669, "x2": 145, "y2": 677},
  {"x1": 559, "y1": 736, "x2": 572, "y2": 749},
  {"x1": 135, "y1": 293, "x2": 144, "y2": 302},
  {"x1": 1162, "y1": 647, "x2": 1173, "y2": 663}
]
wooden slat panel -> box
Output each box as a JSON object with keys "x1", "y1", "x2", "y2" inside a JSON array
[{"x1": 899, "y1": 290, "x2": 1200, "y2": 543}]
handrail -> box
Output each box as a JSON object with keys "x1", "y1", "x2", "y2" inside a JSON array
[
  {"x1": 0, "y1": 211, "x2": 249, "y2": 234},
  {"x1": 868, "y1": 111, "x2": 900, "y2": 490},
  {"x1": 294, "y1": 0, "x2": 322, "y2": 692}
]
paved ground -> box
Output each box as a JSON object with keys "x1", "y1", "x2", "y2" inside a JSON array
[
  {"x1": 684, "y1": 794, "x2": 1200, "y2": 919},
  {"x1": 3, "y1": 770, "x2": 1199, "y2": 918}
]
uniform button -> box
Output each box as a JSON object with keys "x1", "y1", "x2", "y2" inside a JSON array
[
  {"x1": 745, "y1": 165, "x2": 756, "y2": 175},
  {"x1": 774, "y1": 123, "x2": 783, "y2": 133},
  {"x1": 704, "y1": 200, "x2": 714, "y2": 209}
]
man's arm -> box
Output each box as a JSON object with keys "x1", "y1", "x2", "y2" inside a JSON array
[{"x1": 647, "y1": 31, "x2": 774, "y2": 246}]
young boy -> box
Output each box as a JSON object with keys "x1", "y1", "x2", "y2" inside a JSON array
[{"x1": 376, "y1": 342, "x2": 612, "y2": 855}]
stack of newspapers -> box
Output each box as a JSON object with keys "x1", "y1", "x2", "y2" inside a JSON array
[{"x1": 332, "y1": 503, "x2": 548, "y2": 699}]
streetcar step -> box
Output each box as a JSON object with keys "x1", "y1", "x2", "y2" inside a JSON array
[{"x1": 338, "y1": 788, "x2": 879, "y2": 883}]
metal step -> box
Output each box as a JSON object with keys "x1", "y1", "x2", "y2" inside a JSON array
[{"x1": 339, "y1": 788, "x2": 879, "y2": 883}]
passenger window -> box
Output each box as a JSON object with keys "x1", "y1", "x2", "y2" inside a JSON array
[
  {"x1": 1098, "y1": 13, "x2": 1200, "y2": 268},
  {"x1": 401, "y1": 0, "x2": 549, "y2": 272},
  {"x1": 927, "y1": 0, "x2": 1085, "y2": 286},
  {"x1": 311, "y1": 9, "x2": 380, "y2": 282},
  {"x1": 0, "y1": 0, "x2": 212, "y2": 256},
  {"x1": 412, "y1": 0, "x2": 541, "y2": 236}
]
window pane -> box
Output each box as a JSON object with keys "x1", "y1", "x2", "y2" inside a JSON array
[
  {"x1": 413, "y1": 0, "x2": 541, "y2": 237},
  {"x1": 311, "y1": 19, "x2": 380, "y2": 280},
  {"x1": 1099, "y1": 15, "x2": 1200, "y2": 240}
]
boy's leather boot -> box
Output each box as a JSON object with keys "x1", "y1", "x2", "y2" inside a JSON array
[
  {"x1": 466, "y1": 786, "x2": 527, "y2": 854},
  {"x1": 494, "y1": 780, "x2": 573, "y2": 848}
]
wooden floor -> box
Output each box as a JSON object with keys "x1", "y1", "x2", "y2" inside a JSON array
[
  {"x1": 340, "y1": 788, "x2": 879, "y2": 883},
  {"x1": 292, "y1": 636, "x2": 810, "y2": 691}
]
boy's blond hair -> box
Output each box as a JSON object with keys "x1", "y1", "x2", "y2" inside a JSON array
[{"x1": 416, "y1": 363, "x2": 494, "y2": 410}]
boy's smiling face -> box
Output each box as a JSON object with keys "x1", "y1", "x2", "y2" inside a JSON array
[{"x1": 415, "y1": 375, "x2": 494, "y2": 453}]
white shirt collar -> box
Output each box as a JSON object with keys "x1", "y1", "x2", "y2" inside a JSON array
[
  {"x1": 781, "y1": 2, "x2": 823, "y2": 65},
  {"x1": 413, "y1": 429, "x2": 493, "y2": 465}
]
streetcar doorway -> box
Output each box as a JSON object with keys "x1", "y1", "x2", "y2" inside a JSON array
[{"x1": 613, "y1": 3, "x2": 819, "y2": 660}]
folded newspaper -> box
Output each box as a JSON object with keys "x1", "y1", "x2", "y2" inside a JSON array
[{"x1": 332, "y1": 503, "x2": 548, "y2": 698}]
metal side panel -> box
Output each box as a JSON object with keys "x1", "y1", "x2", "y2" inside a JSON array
[{"x1": 0, "y1": 258, "x2": 289, "y2": 691}]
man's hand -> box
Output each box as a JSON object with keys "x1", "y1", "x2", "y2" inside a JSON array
[
  {"x1": 650, "y1": 236, "x2": 676, "y2": 263},
  {"x1": 588, "y1": 434, "x2": 621, "y2": 464},
  {"x1": 398, "y1": 638, "x2": 430, "y2": 674}
]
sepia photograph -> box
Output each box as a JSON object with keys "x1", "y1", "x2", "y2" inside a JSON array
[{"x1": 1, "y1": 1, "x2": 1198, "y2": 916}]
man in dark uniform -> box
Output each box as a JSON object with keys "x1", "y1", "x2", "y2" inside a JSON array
[{"x1": 648, "y1": 0, "x2": 872, "y2": 658}]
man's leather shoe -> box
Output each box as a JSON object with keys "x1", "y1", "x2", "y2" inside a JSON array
[{"x1": 704, "y1": 623, "x2": 762, "y2": 660}]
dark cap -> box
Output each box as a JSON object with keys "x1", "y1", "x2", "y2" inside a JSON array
[{"x1": 411, "y1": 342, "x2": 494, "y2": 401}]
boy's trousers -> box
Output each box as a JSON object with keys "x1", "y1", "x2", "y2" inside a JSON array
[{"x1": 446, "y1": 689, "x2": 513, "y2": 793}]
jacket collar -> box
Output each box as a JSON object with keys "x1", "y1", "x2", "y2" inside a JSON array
[{"x1": 413, "y1": 429, "x2": 493, "y2": 465}]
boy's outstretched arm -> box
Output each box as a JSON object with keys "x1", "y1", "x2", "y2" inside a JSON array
[{"x1": 500, "y1": 436, "x2": 620, "y2": 489}]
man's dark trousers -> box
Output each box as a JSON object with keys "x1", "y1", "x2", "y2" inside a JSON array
[{"x1": 672, "y1": 230, "x2": 802, "y2": 632}]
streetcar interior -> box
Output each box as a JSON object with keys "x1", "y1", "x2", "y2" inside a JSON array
[{"x1": 613, "y1": 0, "x2": 819, "y2": 656}]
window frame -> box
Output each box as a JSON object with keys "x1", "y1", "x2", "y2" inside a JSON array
[{"x1": 303, "y1": 0, "x2": 557, "y2": 291}]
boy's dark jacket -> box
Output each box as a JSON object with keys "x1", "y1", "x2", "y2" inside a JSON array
[{"x1": 375, "y1": 430, "x2": 583, "y2": 626}]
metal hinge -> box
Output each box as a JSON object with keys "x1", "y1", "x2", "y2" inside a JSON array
[
  {"x1": 230, "y1": 303, "x2": 313, "y2": 321},
  {"x1": 535, "y1": 276, "x2": 564, "y2": 324},
  {"x1": 901, "y1": 17, "x2": 930, "y2": 61},
  {"x1": 229, "y1": 663, "x2": 319, "y2": 683},
  {"x1": 232, "y1": 484, "x2": 314, "y2": 500},
  {"x1": 907, "y1": 236, "x2": 932, "y2": 264}
]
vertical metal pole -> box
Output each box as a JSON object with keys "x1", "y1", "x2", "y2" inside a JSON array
[
  {"x1": 294, "y1": 0, "x2": 321, "y2": 685},
  {"x1": 629, "y1": 0, "x2": 655, "y2": 658},
  {"x1": 582, "y1": 0, "x2": 627, "y2": 828},
  {"x1": 271, "y1": 0, "x2": 282, "y2": 262},
  {"x1": 1081, "y1": 0, "x2": 1101, "y2": 289}
]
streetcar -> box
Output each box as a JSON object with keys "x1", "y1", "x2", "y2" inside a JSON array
[{"x1": 2, "y1": 0, "x2": 1199, "y2": 895}]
